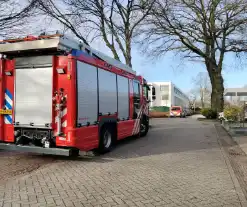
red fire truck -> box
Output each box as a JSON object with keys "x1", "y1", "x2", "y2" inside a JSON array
[{"x1": 0, "y1": 34, "x2": 150, "y2": 156}]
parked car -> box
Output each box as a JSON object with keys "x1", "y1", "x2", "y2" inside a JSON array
[
  {"x1": 170, "y1": 106, "x2": 186, "y2": 118},
  {"x1": 188, "y1": 109, "x2": 193, "y2": 116},
  {"x1": 185, "y1": 108, "x2": 193, "y2": 116},
  {"x1": 183, "y1": 107, "x2": 193, "y2": 116}
]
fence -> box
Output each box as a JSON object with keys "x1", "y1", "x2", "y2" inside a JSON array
[
  {"x1": 150, "y1": 106, "x2": 170, "y2": 112},
  {"x1": 221, "y1": 104, "x2": 247, "y2": 136}
]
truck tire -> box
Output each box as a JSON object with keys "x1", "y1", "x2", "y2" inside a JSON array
[
  {"x1": 69, "y1": 148, "x2": 79, "y2": 158},
  {"x1": 98, "y1": 126, "x2": 114, "y2": 154},
  {"x1": 140, "y1": 117, "x2": 149, "y2": 137}
]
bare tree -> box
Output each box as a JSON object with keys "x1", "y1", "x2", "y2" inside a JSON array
[
  {"x1": 141, "y1": 0, "x2": 247, "y2": 112},
  {"x1": 188, "y1": 90, "x2": 197, "y2": 111},
  {"x1": 36, "y1": 0, "x2": 155, "y2": 67},
  {"x1": 0, "y1": 0, "x2": 37, "y2": 38},
  {"x1": 192, "y1": 72, "x2": 211, "y2": 108}
]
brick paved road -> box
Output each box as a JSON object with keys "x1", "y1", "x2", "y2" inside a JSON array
[
  {"x1": 0, "y1": 152, "x2": 56, "y2": 185},
  {"x1": 0, "y1": 117, "x2": 246, "y2": 207}
]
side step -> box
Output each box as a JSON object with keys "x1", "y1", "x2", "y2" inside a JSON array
[{"x1": 0, "y1": 143, "x2": 71, "y2": 156}]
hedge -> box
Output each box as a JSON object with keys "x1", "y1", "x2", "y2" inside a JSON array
[{"x1": 150, "y1": 106, "x2": 170, "y2": 112}]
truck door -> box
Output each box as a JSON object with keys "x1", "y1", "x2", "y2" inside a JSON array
[
  {"x1": 133, "y1": 80, "x2": 141, "y2": 119},
  {"x1": 0, "y1": 56, "x2": 54, "y2": 143},
  {"x1": 0, "y1": 58, "x2": 15, "y2": 142},
  {"x1": 14, "y1": 56, "x2": 53, "y2": 127}
]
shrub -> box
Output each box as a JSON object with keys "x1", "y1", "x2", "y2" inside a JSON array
[
  {"x1": 209, "y1": 109, "x2": 217, "y2": 119},
  {"x1": 201, "y1": 108, "x2": 217, "y2": 119},
  {"x1": 223, "y1": 105, "x2": 242, "y2": 121},
  {"x1": 201, "y1": 108, "x2": 209, "y2": 117}
]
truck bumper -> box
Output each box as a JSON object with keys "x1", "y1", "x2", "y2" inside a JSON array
[{"x1": 0, "y1": 143, "x2": 71, "y2": 156}]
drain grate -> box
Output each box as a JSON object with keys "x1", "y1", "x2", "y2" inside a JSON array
[
  {"x1": 228, "y1": 149, "x2": 244, "y2": 156},
  {"x1": 229, "y1": 151, "x2": 242, "y2": 156}
]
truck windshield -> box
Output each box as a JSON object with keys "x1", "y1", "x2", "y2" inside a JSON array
[{"x1": 143, "y1": 85, "x2": 149, "y2": 99}]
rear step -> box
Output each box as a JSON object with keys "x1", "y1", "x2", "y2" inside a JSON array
[{"x1": 0, "y1": 143, "x2": 71, "y2": 156}]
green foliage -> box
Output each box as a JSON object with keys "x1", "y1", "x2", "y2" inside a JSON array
[
  {"x1": 223, "y1": 105, "x2": 242, "y2": 121},
  {"x1": 201, "y1": 108, "x2": 217, "y2": 119}
]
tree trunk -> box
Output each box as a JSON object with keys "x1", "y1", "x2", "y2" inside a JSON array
[
  {"x1": 201, "y1": 98, "x2": 204, "y2": 108},
  {"x1": 200, "y1": 89, "x2": 204, "y2": 108},
  {"x1": 209, "y1": 70, "x2": 224, "y2": 112},
  {"x1": 125, "y1": 34, "x2": 132, "y2": 67}
]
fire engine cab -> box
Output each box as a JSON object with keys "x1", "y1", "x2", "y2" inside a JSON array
[{"x1": 0, "y1": 34, "x2": 150, "y2": 156}]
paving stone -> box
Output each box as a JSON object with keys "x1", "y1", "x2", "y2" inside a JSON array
[{"x1": 0, "y1": 118, "x2": 245, "y2": 207}]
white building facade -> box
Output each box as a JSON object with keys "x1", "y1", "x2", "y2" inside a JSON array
[
  {"x1": 224, "y1": 88, "x2": 247, "y2": 105},
  {"x1": 148, "y1": 81, "x2": 189, "y2": 108}
]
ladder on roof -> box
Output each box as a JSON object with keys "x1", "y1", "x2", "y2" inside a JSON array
[{"x1": 0, "y1": 33, "x2": 136, "y2": 75}]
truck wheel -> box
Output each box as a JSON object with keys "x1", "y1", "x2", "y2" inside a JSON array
[
  {"x1": 69, "y1": 148, "x2": 79, "y2": 158},
  {"x1": 140, "y1": 118, "x2": 149, "y2": 137},
  {"x1": 98, "y1": 126, "x2": 114, "y2": 154}
]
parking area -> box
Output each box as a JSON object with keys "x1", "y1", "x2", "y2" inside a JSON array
[{"x1": 0, "y1": 117, "x2": 246, "y2": 207}]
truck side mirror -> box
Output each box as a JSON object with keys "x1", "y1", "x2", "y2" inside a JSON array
[
  {"x1": 152, "y1": 86, "x2": 156, "y2": 95},
  {"x1": 151, "y1": 86, "x2": 156, "y2": 100}
]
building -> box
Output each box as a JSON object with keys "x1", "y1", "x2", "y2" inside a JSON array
[
  {"x1": 148, "y1": 81, "x2": 189, "y2": 108},
  {"x1": 224, "y1": 87, "x2": 247, "y2": 105}
]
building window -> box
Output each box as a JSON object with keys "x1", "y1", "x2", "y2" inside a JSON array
[
  {"x1": 174, "y1": 87, "x2": 182, "y2": 96},
  {"x1": 161, "y1": 94, "x2": 169, "y2": 100},
  {"x1": 174, "y1": 96, "x2": 184, "y2": 106},
  {"x1": 239, "y1": 96, "x2": 247, "y2": 101},
  {"x1": 174, "y1": 87, "x2": 188, "y2": 100},
  {"x1": 160, "y1": 85, "x2": 169, "y2": 91}
]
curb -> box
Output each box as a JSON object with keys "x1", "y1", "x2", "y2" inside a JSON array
[{"x1": 214, "y1": 124, "x2": 247, "y2": 206}]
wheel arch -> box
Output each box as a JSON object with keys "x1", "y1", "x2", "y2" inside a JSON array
[{"x1": 98, "y1": 117, "x2": 118, "y2": 143}]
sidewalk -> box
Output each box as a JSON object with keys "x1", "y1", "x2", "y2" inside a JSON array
[
  {"x1": 221, "y1": 122, "x2": 247, "y2": 156},
  {"x1": 217, "y1": 123, "x2": 247, "y2": 202},
  {"x1": 232, "y1": 136, "x2": 247, "y2": 156},
  {"x1": 191, "y1": 114, "x2": 206, "y2": 119}
]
